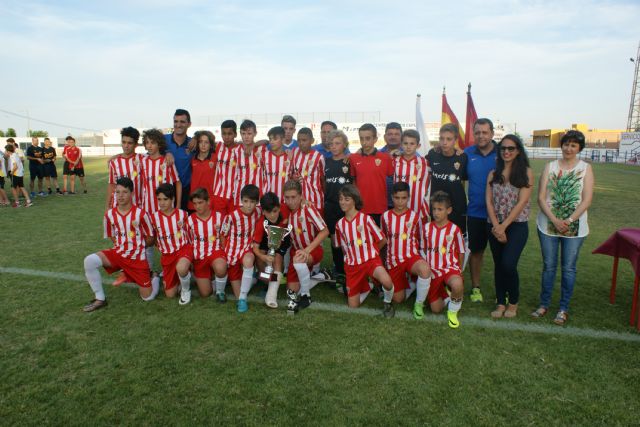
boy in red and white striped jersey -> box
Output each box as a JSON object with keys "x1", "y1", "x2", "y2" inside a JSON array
[
  {"x1": 288, "y1": 128, "x2": 325, "y2": 213},
  {"x1": 334, "y1": 184, "x2": 396, "y2": 317},
  {"x1": 221, "y1": 184, "x2": 260, "y2": 313},
  {"x1": 420, "y1": 191, "x2": 465, "y2": 328},
  {"x1": 393, "y1": 129, "x2": 431, "y2": 219},
  {"x1": 381, "y1": 182, "x2": 432, "y2": 311},
  {"x1": 283, "y1": 180, "x2": 328, "y2": 312},
  {"x1": 83, "y1": 177, "x2": 157, "y2": 312},
  {"x1": 231, "y1": 120, "x2": 268, "y2": 208},
  {"x1": 141, "y1": 128, "x2": 181, "y2": 214},
  {"x1": 211, "y1": 120, "x2": 238, "y2": 215},
  {"x1": 187, "y1": 188, "x2": 227, "y2": 304},
  {"x1": 150, "y1": 183, "x2": 193, "y2": 302},
  {"x1": 105, "y1": 127, "x2": 145, "y2": 212},
  {"x1": 264, "y1": 126, "x2": 291, "y2": 207}
]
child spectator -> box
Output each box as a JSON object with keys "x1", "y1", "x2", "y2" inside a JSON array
[
  {"x1": 5, "y1": 143, "x2": 33, "y2": 207},
  {"x1": 62, "y1": 136, "x2": 87, "y2": 195},
  {"x1": 42, "y1": 137, "x2": 62, "y2": 195}
]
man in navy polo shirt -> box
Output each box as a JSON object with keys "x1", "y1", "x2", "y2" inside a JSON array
[
  {"x1": 165, "y1": 108, "x2": 193, "y2": 210},
  {"x1": 312, "y1": 120, "x2": 337, "y2": 158},
  {"x1": 464, "y1": 118, "x2": 498, "y2": 303},
  {"x1": 380, "y1": 122, "x2": 402, "y2": 209}
]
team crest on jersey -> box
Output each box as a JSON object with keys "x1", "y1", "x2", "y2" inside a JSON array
[
  {"x1": 177, "y1": 220, "x2": 184, "y2": 228},
  {"x1": 357, "y1": 225, "x2": 364, "y2": 233},
  {"x1": 342, "y1": 166, "x2": 349, "y2": 174},
  {"x1": 406, "y1": 222, "x2": 412, "y2": 230},
  {"x1": 454, "y1": 162, "x2": 460, "y2": 170},
  {"x1": 416, "y1": 162, "x2": 422, "y2": 170},
  {"x1": 132, "y1": 220, "x2": 139, "y2": 227},
  {"x1": 209, "y1": 161, "x2": 214, "y2": 169},
  {"x1": 161, "y1": 163, "x2": 166, "y2": 171},
  {"x1": 446, "y1": 235, "x2": 453, "y2": 242},
  {"x1": 221, "y1": 223, "x2": 230, "y2": 233},
  {"x1": 375, "y1": 159, "x2": 381, "y2": 166},
  {"x1": 299, "y1": 215, "x2": 305, "y2": 223},
  {"x1": 285, "y1": 160, "x2": 290, "y2": 167}
]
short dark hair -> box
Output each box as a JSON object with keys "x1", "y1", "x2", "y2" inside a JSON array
[
  {"x1": 44, "y1": 137, "x2": 51, "y2": 141},
  {"x1": 189, "y1": 187, "x2": 210, "y2": 202},
  {"x1": 116, "y1": 176, "x2": 134, "y2": 192},
  {"x1": 561, "y1": 130, "x2": 586, "y2": 152},
  {"x1": 402, "y1": 129, "x2": 420, "y2": 143},
  {"x1": 430, "y1": 190, "x2": 451, "y2": 208},
  {"x1": 260, "y1": 192, "x2": 280, "y2": 212},
  {"x1": 267, "y1": 126, "x2": 285, "y2": 139},
  {"x1": 221, "y1": 119, "x2": 237, "y2": 133},
  {"x1": 281, "y1": 115, "x2": 296, "y2": 126},
  {"x1": 338, "y1": 184, "x2": 363, "y2": 210},
  {"x1": 240, "y1": 119, "x2": 257, "y2": 132},
  {"x1": 359, "y1": 123, "x2": 377, "y2": 137},
  {"x1": 6, "y1": 137, "x2": 15, "y2": 143},
  {"x1": 4, "y1": 144, "x2": 15, "y2": 152},
  {"x1": 240, "y1": 184, "x2": 260, "y2": 202},
  {"x1": 174, "y1": 109, "x2": 191, "y2": 123},
  {"x1": 284, "y1": 179, "x2": 302, "y2": 195},
  {"x1": 65, "y1": 136, "x2": 75, "y2": 142},
  {"x1": 392, "y1": 181, "x2": 410, "y2": 195},
  {"x1": 385, "y1": 122, "x2": 402, "y2": 132},
  {"x1": 474, "y1": 118, "x2": 494, "y2": 131},
  {"x1": 297, "y1": 127, "x2": 313, "y2": 139},
  {"x1": 143, "y1": 128, "x2": 167, "y2": 153},
  {"x1": 121, "y1": 126, "x2": 141, "y2": 143},
  {"x1": 321, "y1": 120, "x2": 337, "y2": 130},
  {"x1": 155, "y1": 183, "x2": 175, "y2": 199},
  {"x1": 439, "y1": 123, "x2": 459, "y2": 139}
]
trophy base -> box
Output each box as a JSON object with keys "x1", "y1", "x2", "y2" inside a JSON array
[{"x1": 258, "y1": 271, "x2": 274, "y2": 283}]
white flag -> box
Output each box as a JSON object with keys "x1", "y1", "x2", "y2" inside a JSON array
[{"x1": 415, "y1": 94, "x2": 428, "y2": 157}]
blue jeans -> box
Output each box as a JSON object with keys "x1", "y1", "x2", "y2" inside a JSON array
[
  {"x1": 537, "y1": 230, "x2": 585, "y2": 312},
  {"x1": 488, "y1": 222, "x2": 529, "y2": 305}
]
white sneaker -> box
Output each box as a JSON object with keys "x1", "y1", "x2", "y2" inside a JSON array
[{"x1": 179, "y1": 288, "x2": 192, "y2": 305}]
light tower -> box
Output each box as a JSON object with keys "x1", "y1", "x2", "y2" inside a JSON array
[{"x1": 627, "y1": 42, "x2": 640, "y2": 132}]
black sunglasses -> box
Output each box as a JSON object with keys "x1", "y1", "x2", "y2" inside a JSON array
[{"x1": 500, "y1": 146, "x2": 517, "y2": 152}]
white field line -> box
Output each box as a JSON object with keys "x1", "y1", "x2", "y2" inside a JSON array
[{"x1": 2, "y1": 266, "x2": 640, "y2": 343}]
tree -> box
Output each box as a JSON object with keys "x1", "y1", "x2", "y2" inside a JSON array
[
  {"x1": 28, "y1": 130, "x2": 48, "y2": 137},
  {"x1": 0, "y1": 130, "x2": 4, "y2": 137},
  {"x1": 6, "y1": 128, "x2": 16, "y2": 137}
]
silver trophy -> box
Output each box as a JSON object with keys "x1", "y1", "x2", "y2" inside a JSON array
[{"x1": 259, "y1": 220, "x2": 293, "y2": 283}]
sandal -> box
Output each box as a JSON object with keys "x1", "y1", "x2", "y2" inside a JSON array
[
  {"x1": 491, "y1": 305, "x2": 506, "y2": 318},
  {"x1": 530, "y1": 307, "x2": 548, "y2": 319},
  {"x1": 553, "y1": 310, "x2": 568, "y2": 326},
  {"x1": 83, "y1": 299, "x2": 108, "y2": 312},
  {"x1": 504, "y1": 304, "x2": 518, "y2": 318}
]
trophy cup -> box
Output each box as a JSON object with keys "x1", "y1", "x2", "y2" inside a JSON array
[{"x1": 259, "y1": 221, "x2": 293, "y2": 283}]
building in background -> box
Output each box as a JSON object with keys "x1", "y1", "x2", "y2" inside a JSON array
[{"x1": 532, "y1": 123, "x2": 624, "y2": 149}]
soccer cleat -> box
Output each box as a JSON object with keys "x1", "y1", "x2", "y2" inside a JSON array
[
  {"x1": 12, "y1": 202, "x2": 20, "y2": 208},
  {"x1": 179, "y1": 288, "x2": 192, "y2": 305},
  {"x1": 83, "y1": 299, "x2": 108, "y2": 312},
  {"x1": 83, "y1": 190, "x2": 88, "y2": 194},
  {"x1": 413, "y1": 302, "x2": 425, "y2": 320},
  {"x1": 30, "y1": 192, "x2": 36, "y2": 198},
  {"x1": 470, "y1": 287, "x2": 483, "y2": 303},
  {"x1": 298, "y1": 294, "x2": 312, "y2": 310},
  {"x1": 383, "y1": 302, "x2": 395, "y2": 318},
  {"x1": 237, "y1": 298, "x2": 249, "y2": 313},
  {"x1": 25, "y1": 201, "x2": 33, "y2": 207},
  {"x1": 39, "y1": 191, "x2": 47, "y2": 197},
  {"x1": 286, "y1": 289, "x2": 299, "y2": 315},
  {"x1": 447, "y1": 310, "x2": 460, "y2": 329},
  {"x1": 215, "y1": 292, "x2": 227, "y2": 304}
]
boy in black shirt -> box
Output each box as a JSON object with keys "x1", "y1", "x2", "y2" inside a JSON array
[
  {"x1": 42, "y1": 138, "x2": 62, "y2": 195},
  {"x1": 26, "y1": 137, "x2": 45, "y2": 197},
  {"x1": 426, "y1": 124, "x2": 468, "y2": 234}
]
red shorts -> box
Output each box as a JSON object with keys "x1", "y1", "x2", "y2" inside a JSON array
[
  {"x1": 193, "y1": 249, "x2": 226, "y2": 280},
  {"x1": 286, "y1": 246, "x2": 324, "y2": 284},
  {"x1": 102, "y1": 249, "x2": 151, "y2": 288},
  {"x1": 160, "y1": 245, "x2": 193, "y2": 289},
  {"x1": 427, "y1": 269, "x2": 462, "y2": 304},
  {"x1": 211, "y1": 195, "x2": 233, "y2": 216},
  {"x1": 227, "y1": 249, "x2": 253, "y2": 281},
  {"x1": 345, "y1": 257, "x2": 384, "y2": 298},
  {"x1": 388, "y1": 255, "x2": 424, "y2": 293}
]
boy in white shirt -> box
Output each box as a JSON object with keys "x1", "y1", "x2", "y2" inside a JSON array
[{"x1": 4, "y1": 144, "x2": 33, "y2": 207}]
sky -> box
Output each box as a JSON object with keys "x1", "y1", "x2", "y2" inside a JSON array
[{"x1": 1, "y1": 0, "x2": 639, "y2": 139}]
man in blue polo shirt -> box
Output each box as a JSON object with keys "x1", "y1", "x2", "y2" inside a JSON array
[
  {"x1": 464, "y1": 118, "x2": 498, "y2": 303},
  {"x1": 165, "y1": 108, "x2": 193, "y2": 210}
]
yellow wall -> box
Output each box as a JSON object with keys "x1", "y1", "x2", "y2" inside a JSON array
[{"x1": 532, "y1": 123, "x2": 624, "y2": 148}]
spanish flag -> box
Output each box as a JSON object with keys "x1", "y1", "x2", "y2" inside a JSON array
[
  {"x1": 464, "y1": 83, "x2": 478, "y2": 147},
  {"x1": 441, "y1": 87, "x2": 465, "y2": 149}
]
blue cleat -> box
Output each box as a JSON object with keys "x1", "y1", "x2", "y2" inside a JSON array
[{"x1": 237, "y1": 298, "x2": 248, "y2": 313}]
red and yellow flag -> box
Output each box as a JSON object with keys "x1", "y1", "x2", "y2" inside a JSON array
[
  {"x1": 464, "y1": 83, "x2": 478, "y2": 148},
  {"x1": 441, "y1": 89, "x2": 465, "y2": 149}
]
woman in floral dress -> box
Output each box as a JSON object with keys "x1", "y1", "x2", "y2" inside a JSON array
[{"x1": 532, "y1": 130, "x2": 594, "y2": 325}]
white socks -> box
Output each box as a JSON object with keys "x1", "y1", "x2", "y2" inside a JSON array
[
  {"x1": 382, "y1": 285, "x2": 394, "y2": 304},
  {"x1": 415, "y1": 276, "x2": 431, "y2": 304},
  {"x1": 84, "y1": 253, "x2": 105, "y2": 301},
  {"x1": 142, "y1": 275, "x2": 160, "y2": 301},
  {"x1": 294, "y1": 263, "x2": 311, "y2": 296},
  {"x1": 214, "y1": 275, "x2": 227, "y2": 294},
  {"x1": 239, "y1": 267, "x2": 254, "y2": 299},
  {"x1": 448, "y1": 298, "x2": 462, "y2": 313},
  {"x1": 179, "y1": 272, "x2": 191, "y2": 292}
]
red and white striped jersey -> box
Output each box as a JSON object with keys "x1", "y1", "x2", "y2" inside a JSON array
[
  {"x1": 212, "y1": 143, "x2": 237, "y2": 200},
  {"x1": 103, "y1": 206, "x2": 153, "y2": 260},
  {"x1": 108, "y1": 153, "x2": 145, "y2": 208},
  {"x1": 151, "y1": 209, "x2": 190, "y2": 255},
  {"x1": 381, "y1": 209, "x2": 421, "y2": 268},
  {"x1": 335, "y1": 212, "x2": 384, "y2": 266},
  {"x1": 263, "y1": 151, "x2": 290, "y2": 200},
  {"x1": 289, "y1": 148, "x2": 325, "y2": 210},
  {"x1": 232, "y1": 144, "x2": 268, "y2": 205},
  {"x1": 419, "y1": 195, "x2": 431, "y2": 224},
  {"x1": 222, "y1": 208, "x2": 260, "y2": 265},
  {"x1": 420, "y1": 221, "x2": 464, "y2": 277},
  {"x1": 288, "y1": 205, "x2": 327, "y2": 250},
  {"x1": 141, "y1": 155, "x2": 179, "y2": 213},
  {"x1": 393, "y1": 155, "x2": 431, "y2": 214},
  {"x1": 188, "y1": 211, "x2": 224, "y2": 260}
]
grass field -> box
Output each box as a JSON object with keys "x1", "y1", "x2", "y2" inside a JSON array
[{"x1": 1, "y1": 157, "x2": 640, "y2": 425}]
